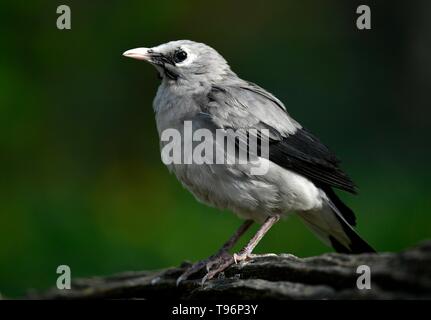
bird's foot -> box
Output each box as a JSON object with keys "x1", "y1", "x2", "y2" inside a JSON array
[
  {"x1": 201, "y1": 251, "x2": 257, "y2": 284},
  {"x1": 176, "y1": 250, "x2": 233, "y2": 286},
  {"x1": 233, "y1": 251, "x2": 254, "y2": 264},
  {"x1": 201, "y1": 251, "x2": 234, "y2": 284}
]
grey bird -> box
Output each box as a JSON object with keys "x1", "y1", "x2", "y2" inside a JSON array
[{"x1": 123, "y1": 40, "x2": 376, "y2": 284}]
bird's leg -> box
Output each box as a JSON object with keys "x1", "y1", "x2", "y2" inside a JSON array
[
  {"x1": 233, "y1": 215, "x2": 280, "y2": 263},
  {"x1": 176, "y1": 220, "x2": 253, "y2": 285},
  {"x1": 202, "y1": 215, "x2": 280, "y2": 283}
]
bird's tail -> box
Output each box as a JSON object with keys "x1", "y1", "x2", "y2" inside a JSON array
[{"x1": 297, "y1": 192, "x2": 376, "y2": 254}]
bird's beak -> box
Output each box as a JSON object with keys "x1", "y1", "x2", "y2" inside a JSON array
[{"x1": 123, "y1": 47, "x2": 152, "y2": 61}]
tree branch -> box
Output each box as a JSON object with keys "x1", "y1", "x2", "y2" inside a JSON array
[{"x1": 29, "y1": 241, "x2": 431, "y2": 299}]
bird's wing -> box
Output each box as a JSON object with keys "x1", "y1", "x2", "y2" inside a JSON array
[
  {"x1": 202, "y1": 82, "x2": 298, "y2": 139},
  {"x1": 197, "y1": 82, "x2": 357, "y2": 194}
]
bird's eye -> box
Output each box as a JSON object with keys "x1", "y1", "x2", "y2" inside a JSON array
[{"x1": 173, "y1": 49, "x2": 187, "y2": 63}]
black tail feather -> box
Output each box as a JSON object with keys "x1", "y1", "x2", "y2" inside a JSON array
[
  {"x1": 327, "y1": 199, "x2": 376, "y2": 254},
  {"x1": 322, "y1": 186, "x2": 357, "y2": 226},
  {"x1": 329, "y1": 230, "x2": 376, "y2": 254}
]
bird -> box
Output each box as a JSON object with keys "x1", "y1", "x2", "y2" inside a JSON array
[{"x1": 123, "y1": 40, "x2": 376, "y2": 284}]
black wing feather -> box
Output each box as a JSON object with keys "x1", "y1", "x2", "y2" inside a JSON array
[{"x1": 269, "y1": 127, "x2": 357, "y2": 194}]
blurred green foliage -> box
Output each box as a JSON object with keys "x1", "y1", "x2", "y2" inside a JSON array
[{"x1": 0, "y1": 0, "x2": 430, "y2": 297}]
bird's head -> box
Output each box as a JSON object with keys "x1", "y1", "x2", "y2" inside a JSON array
[{"x1": 123, "y1": 40, "x2": 234, "y2": 86}]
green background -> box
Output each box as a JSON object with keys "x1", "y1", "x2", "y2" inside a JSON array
[{"x1": 1, "y1": 0, "x2": 430, "y2": 297}]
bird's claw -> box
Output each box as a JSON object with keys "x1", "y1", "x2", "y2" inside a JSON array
[
  {"x1": 233, "y1": 252, "x2": 254, "y2": 264},
  {"x1": 177, "y1": 251, "x2": 257, "y2": 286},
  {"x1": 201, "y1": 255, "x2": 234, "y2": 285},
  {"x1": 202, "y1": 251, "x2": 256, "y2": 284},
  {"x1": 176, "y1": 250, "x2": 232, "y2": 286},
  {"x1": 205, "y1": 250, "x2": 231, "y2": 271}
]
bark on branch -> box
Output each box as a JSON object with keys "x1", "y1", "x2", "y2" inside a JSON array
[{"x1": 30, "y1": 241, "x2": 431, "y2": 300}]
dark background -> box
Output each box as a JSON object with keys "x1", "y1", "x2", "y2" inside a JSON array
[{"x1": 1, "y1": 0, "x2": 430, "y2": 297}]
